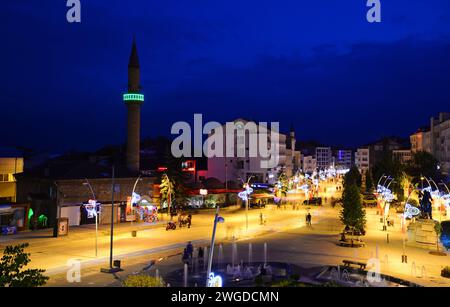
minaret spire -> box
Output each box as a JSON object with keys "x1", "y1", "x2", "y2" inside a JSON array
[
  {"x1": 124, "y1": 37, "x2": 144, "y2": 174},
  {"x1": 128, "y1": 37, "x2": 140, "y2": 93}
]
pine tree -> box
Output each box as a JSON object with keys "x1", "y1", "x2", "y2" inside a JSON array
[
  {"x1": 344, "y1": 166, "x2": 362, "y2": 188},
  {"x1": 365, "y1": 171, "x2": 374, "y2": 193},
  {"x1": 340, "y1": 184, "x2": 366, "y2": 234}
]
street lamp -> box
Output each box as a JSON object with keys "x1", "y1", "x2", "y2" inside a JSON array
[
  {"x1": 200, "y1": 189, "x2": 208, "y2": 207},
  {"x1": 131, "y1": 176, "x2": 143, "y2": 224},
  {"x1": 238, "y1": 176, "x2": 254, "y2": 231},
  {"x1": 376, "y1": 174, "x2": 387, "y2": 188},
  {"x1": 82, "y1": 179, "x2": 98, "y2": 257},
  {"x1": 206, "y1": 205, "x2": 224, "y2": 287}
]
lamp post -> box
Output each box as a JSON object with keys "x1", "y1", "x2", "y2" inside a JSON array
[
  {"x1": 200, "y1": 189, "x2": 208, "y2": 207},
  {"x1": 206, "y1": 205, "x2": 224, "y2": 287},
  {"x1": 377, "y1": 174, "x2": 387, "y2": 188},
  {"x1": 109, "y1": 166, "x2": 115, "y2": 269},
  {"x1": 83, "y1": 179, "x2": 98, "y2": 257},
  {"x1": 243, "y1": 176, "x2": 253, "y2": 232},
  {"x1": 131, "y1": 176, "x2": 143, "y2": 224}
]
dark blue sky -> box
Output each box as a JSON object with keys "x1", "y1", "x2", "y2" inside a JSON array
[{"x1": 1, "y1": 0, "x2": 450, "y2": 152}]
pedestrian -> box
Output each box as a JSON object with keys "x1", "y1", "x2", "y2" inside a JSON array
[
  {"x1": 187, "y1": 214, "x2": 192, "y2": 228},
  {"x1": 198, "y1": 247, "x2": 204, "y2": 266},
  {"x1": 182, "y1": 248, "x2": 190, "y2": 265},
  {"x1": 306, "y1": 213, "x2": 312, "y2": 226},
  {"x1": 186, "y1": 241, "x2": 194, "y2": 258}
]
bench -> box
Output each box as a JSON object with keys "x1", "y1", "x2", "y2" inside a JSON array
[
  {"x1": 339, "y1": 238, "x2": 366, "y2": 248},
  {"x1": 342, "y1": 260, "x2": 367, "y2": 270}
]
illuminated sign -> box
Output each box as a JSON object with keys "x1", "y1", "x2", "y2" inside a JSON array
[
  {"x1": 123, "y1": 93, "x2": 145, "y2": 102},
  {"x1": 207, "y1": 272, "x2": 223, "y2": 287}
]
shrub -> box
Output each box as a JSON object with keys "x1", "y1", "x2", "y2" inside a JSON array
[
  {"x1": 0, "y1": 243, "x2": 48, "y2": 287},
  {"x1": 122, "y1": 275, "x2": 165, "y2": 287},
  {"x1": 441, "y1": 267, "x2": 450, "y2": 279}
]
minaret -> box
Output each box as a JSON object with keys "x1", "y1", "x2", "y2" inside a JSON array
[
  {"x1": 290, "y1": 124, "x2": 296, "y2": 151},
  {"x1": 123, "y1": 38, "x2": 144, "y2": 173}
]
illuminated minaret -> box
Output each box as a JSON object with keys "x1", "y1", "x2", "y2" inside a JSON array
[{"x1": 123, "y1": 38, "x2": 144, "y2": 173}]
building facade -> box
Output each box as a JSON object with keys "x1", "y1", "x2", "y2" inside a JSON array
[
  {"x1": 0, "y1": 156, "x2": 24, "y2": 203},
  {"x1": 355, "y1": 148, "x2": 370, "y2": 175},
  {"x1": 392, "y1": 149, "x2": 412, "y2": 165},
  {"x1": 335, "y1": 149, "x2": 353, "y2": 170},
  {"x1": 430, "y1": 113, "x2": 450, "y2": 176},
  {"x1": 206, "y1": 119, "x2": 300, "y2": 184},
  {"x1": 315, "y1": 147, "x2": 332, "y2": 170},
  {"x1": 410, "y1": 128, "x2": 431, "y2": 153},
  {"x1": 301, "y1": 155, "x2": 317, "y2": 174}
]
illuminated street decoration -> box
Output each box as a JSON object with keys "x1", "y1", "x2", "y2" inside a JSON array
[
  {"x1": 377, "y1": 185, "x2": 394, "y2": 203},
  {"x1": 207, "y1": 272, "x2": 223, "y2": 287},
  {"x1": 238, "y1": 184, "x2": 253, "y2": 201},
  {"x1": 443, "y1": 194, "x2": 450, "y2": 209},
  {"x1": 131, "y1": 192, "x2": 141, "y2": 206},
  {"x1": 85, "y1": 199, "x2": 99, "y2": 218},
  {"x1": 403, "y1": 203, "x2": 421, "y2": 219},
  {"x1": 123, "y1": 93, "x2": 145, "y2": 102}
]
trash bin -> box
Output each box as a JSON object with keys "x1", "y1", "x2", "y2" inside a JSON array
[
  {"x1": 113, "y1": 260, "x2": 121, "y2": 268},
  {"x1": 131, "y1": 230, "x2": 137, "y2": 237}
]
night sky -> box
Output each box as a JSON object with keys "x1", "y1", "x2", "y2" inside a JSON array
[{"x1": 2, "y1": 1, "x2": 450, "y2": 153}]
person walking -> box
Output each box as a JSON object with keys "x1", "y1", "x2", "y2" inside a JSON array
[
  {"x1": 306, "y1": 213, "x2": 312, "y2": 227},
  {"x1": 186, "y1": 241, "x2": 194, "y2": 259},
  {"x1": 197, "y1": 247, "x2": 204, "y2": 266},
  {"x1": 182, "y1": 248, "x2": 190, "y2": 265}
]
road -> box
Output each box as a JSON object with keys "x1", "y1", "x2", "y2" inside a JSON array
[{"x1": 43, "y1": 205, "x2": 450, "y2": 287}]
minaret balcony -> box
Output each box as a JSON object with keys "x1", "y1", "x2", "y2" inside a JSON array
[{"x1": 123, "y1": 93, "x2": 144, "y2": 103}]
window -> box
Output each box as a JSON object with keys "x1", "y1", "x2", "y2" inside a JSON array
[{"x1": 0, "y1": 174, "x2": 10, "y2": 182}]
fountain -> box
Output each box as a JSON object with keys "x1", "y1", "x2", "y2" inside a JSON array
[
  {"x1": 203, "y1": 246, "x2": 208, "y2": 271},
  {"x1": 218, "y1": 244, "x2": 224, "y2": 270},
  {"x1": 155, "y1": 269, "x2": 159, "y2": 280},
  {"x1": 421, "y1": 266, "x2": 426, "y2": 278},
  {"x1": 184, "y1": 263, "x2": 188, "y2": 287},
  {"x1": 411, "y1": 261, "x2": 416, "y2": 277},
  {"x1": 232, "y1": 241, "x2": 238, "y2": 267},
  {"x1": 264, "y1": 243, "x2": 267, "y2": 266},
  {"x1": 375, "y1": 245, "x2": 379, "y2": 259},
  {"x1": 248, "y1": 243, "x2": 253, "y2": 266}
]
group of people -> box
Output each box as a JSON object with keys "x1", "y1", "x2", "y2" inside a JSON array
[{"x1": 181, "y1": 241, "x2": 205, "y2": 266}]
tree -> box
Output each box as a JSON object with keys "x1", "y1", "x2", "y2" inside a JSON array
[
  {"x1": 365, "y1": 170, "x2": 374, "y2": 193},
  {"x1": 0, "y1": 243, "x2": 48, "y2": 287},
  {"x1": 122, "y1": 275, "x2": 165, "y2": 287},
  {"x1": 405, "y1": 151, "x2": 442, "y2": 183},
  {"x1": 372, "y1": 151, "x2": 405, "y2": 201},
  {"x1": 344, "y1": 166, "x2": 362, "y2": 188},
  {"x1": 340, "y1": 184, "x2": 366, "y2": 234},
  {"x1": 276, "y1": 171, "x2": 289, "y2": 197},
  {"x1": 159, "y1": 174, "x2": 174, "y2": 211},
  {"x1": 157, "y1": 151, "x2": 190, "y2": 208}
]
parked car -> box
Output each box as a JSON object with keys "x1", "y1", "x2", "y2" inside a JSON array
[
  {"x1": 303, "y1": 197, "x2": 322, "y2": 206},
  {"x1": 241, "y1": 201, "x2": 266, "y2": 209},
  {"x1": 361, "y1": 194, "x2": 377, "y2": 207}
]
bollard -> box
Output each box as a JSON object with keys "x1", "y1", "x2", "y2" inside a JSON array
[{"x1": 386, "y1": 233, "x2": 389, "y2": 243}]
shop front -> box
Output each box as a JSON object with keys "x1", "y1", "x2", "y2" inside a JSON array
[
  {"x1": 0, "y1": 203, "x2": 30, "y2": 234},
  {"x1": 126, "y1": 194, "x2": 159, "y2": 223}
]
